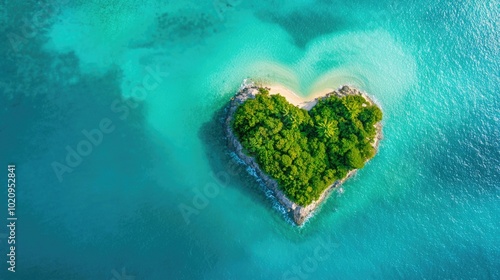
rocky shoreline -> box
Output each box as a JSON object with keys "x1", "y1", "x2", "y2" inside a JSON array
[{"x1": 225, "y1": 82, "x2": 383, "y2": 225}]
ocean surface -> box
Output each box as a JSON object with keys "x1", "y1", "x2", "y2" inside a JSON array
[{"x1": 0, "y1": 0, "x2": 499, "y2": 279}]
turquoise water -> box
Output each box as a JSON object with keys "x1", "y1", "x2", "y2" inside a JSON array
[{"x1": 0, "y1": 0, "x2": 499, "y2": 279}]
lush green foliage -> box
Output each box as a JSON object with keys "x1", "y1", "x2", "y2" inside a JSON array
[{"x1": 232, "y1": 88, "x2": 382, "y2": 206}]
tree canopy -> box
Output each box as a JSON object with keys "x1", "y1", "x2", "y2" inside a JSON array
[{"x1": 232, "y1": 88, "x2": 382, "y2": 206}]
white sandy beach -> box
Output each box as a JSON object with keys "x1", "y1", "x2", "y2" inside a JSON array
[{"x1": 263, "y1": 83, "x2": 333, "y2": 111}]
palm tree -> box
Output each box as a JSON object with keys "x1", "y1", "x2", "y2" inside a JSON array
[
  {"x1": 281, "y1": 107, "x2": 299, "y2": 129},
  {"x1": 317, "y1": 119, "x2": 337, "y2": 139},
  {"x1": 287, "y1": 114, "x2": 299, "y2": 129},
  {"x1": 282, "y1": 107, "x2": 289, "y2": 118}
]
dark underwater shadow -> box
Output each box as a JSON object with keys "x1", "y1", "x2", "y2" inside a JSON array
[
  {"x1": 254, "y1": 3, "x2": 352, "y2": 48},
  {"x1": 0, "y1": 3, "x2": 230, "y2": 278}
]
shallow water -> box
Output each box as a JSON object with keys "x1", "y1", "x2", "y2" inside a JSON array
[{"x1": 0, "y1": 0, "x2": 499, "y2": 279}]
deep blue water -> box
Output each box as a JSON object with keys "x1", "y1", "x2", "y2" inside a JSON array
[{"x1": 0, "y1": 0, "x2": 499, "y2": 279}]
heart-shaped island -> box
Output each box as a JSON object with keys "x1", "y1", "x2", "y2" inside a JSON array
[{"x1": 225, "y1": 81, "x2": 383, "y2": 225}]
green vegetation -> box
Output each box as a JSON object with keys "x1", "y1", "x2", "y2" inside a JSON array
[{"x1": 232, "y1": 87, "x2": 382, "y2": 206}]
